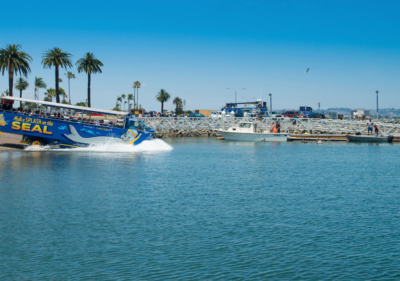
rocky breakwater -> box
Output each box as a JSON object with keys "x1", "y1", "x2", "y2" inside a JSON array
[{"x1": 155, "y1": 129, "x2": 218, "y2": 138}]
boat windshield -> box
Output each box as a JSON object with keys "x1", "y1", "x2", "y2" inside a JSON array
[
  {"x1": 129, "y1": 120, "x2": 150, "y2": 130},
  {"x1": 129, "y1": 120, "x2": 142, "y2": 130},
  {"x1": 239, "y1": 123, "x2": 252, "y2": 128},
  {"x1": 140, "y1": 121, "x2": 150, "y2": 129}
]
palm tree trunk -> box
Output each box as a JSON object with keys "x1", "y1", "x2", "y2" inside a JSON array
[
  {"x1": 20, "y1": 89, "x2": 23, "y2": 108},
  {"x1": 8, "y1": 66, "x2": 14, "y2": 97},
  {"x1": 68, "y1": 77, "x2": 71, "y2": 105},
  {"x1": 88, "y1": 72, "x2": 91, "y2": 107},
  {"x1": 137, "y1": 88, "x2": 139, "y2": 110},
  {"x1": 55, "y1": 64, "x2": 60, "y2": 103},
  {"x1": 161, "y1": 101, "x2": 164, "y2": 113}
]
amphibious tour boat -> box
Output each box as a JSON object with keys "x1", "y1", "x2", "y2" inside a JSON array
[{"x1": 0, "y1": 96, "x2": 155, "y2": 148}]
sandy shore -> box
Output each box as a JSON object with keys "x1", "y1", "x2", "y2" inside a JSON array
[{"x1": 0, "y1": 133, "x2": 27, "y2": 152}]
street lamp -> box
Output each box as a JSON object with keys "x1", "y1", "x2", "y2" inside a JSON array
[
  {"x1": 269, "y1": 93, "x2": 272, "y2": 113},
  {"x1": 227, "y1": 88, "x2": 245, "y2": 103},
  {"x1": 376, "y1": 90, "x2": 379, "y2": 122}
]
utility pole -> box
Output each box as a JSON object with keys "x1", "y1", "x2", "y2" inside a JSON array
[
  {"x1": 376, "y1": 90, "x2": 379, "y2": 122},
  {"x1": 269, "y1": 93, "x2": 272, "y2": 113},
  {"x1": 318, "y1": 102, "x2": 320, "y2": 113}
]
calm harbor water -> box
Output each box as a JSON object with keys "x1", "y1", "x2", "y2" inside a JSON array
[{"x1": 1, "y1": 138, "x2": 400, "y2": 280}]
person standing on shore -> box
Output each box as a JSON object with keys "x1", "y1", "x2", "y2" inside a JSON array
[
  {"x1": 367, "y1": 119, "x2": 373, "y2": 135},
  {"x1": 374, "y1": 124, "x2": 379, "y2": 137}
]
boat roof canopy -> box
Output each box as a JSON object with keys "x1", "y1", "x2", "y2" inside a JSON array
[{"x1": 1, "y1": 96, "x2": 128, "y2": 116}]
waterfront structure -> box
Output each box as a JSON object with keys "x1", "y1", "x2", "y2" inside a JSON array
[
  {"x1": 0, "y1": 97, "x2": 154, "y2": 148},
  {"x1": 138, "y1": 116, "x2": 400, "y2": 136}
]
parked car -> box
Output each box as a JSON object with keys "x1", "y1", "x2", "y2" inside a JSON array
[
  {"x1": 187, "y1": 113, "x2": 205, "y2": 119},
  {"x1": 307, "y1": 112, "x2": 325, "y2": 119},
  {"x1": 149, "y1": 111, "x2": 159, "y2": 117},
  {"x1": 270, "y1": 111, "x2": 284, "y2": 118},
  {"x1": 144, "y1": 112, "x2": 151, "y2": 117},
  {"x1": 284, "y1": 111, "x2": 304, "y2": 118}
]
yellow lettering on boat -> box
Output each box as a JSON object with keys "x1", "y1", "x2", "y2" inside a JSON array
[
  {"x1": 12, "y1": 121, "x2": 21, "y2": 130},
  {"x1": 43, "y1": 126, "x2": 52, "y2": 135},
  {"x1": 47, "y1": 121, "x2": 53, "y2": 126},
  {"x1": 22, "y1": 123, "x2": 31, "y2": 132},
  {"x1": 31, "y1": 125, "x2": 42, "y2": 133}
]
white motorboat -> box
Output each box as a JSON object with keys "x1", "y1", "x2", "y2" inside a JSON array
[{"x1": 219, "y1": 122, "x2": 289, "y2": 142}]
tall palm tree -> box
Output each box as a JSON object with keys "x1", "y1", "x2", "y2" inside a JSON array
[
  {"x1": 117, "y1": 96, "x2": 122, "y2": 109},
  {"x1": 59, "y1": 87, "x2": 68, "y2": 103},
  {"x1": 34, "y1": 77, "x2": 47, "y2": 101},
  {"x1": 133, "y1": 83, "x2": 137, "y2": 108},
  {"x1": 156, "y1": 89, "x2": 170, "y2": 113},
  {"x1": 42, "y1": 47, "x2": 73, "y2": 103},
  {"x1": 76, "y1": 52, "x2": 103, "y2": 108},
  {"x1": 133, "y1": 81, "x2": 141, "y2": 109},
  {"x1": 14, "y1": 77, "x2": 29, "y2": 108},
  {"x1": 0, "y1": 44, "x2": 32, "y2": 97},
  {"x1": 121, "y1": 94, "x2": 126, "y2": 110},
  {"x1": 65, "y1": 71, "x2": 76, "y2": 105},
  {"x1": 44, "y1": 88, "x2": 56, "y2": 102},
  {"x1": 127, "y1": 94, "x2": 134, "y2": 110},
  {"x1": 173, "y1": 97, "x2": 183, "y2": 114}
]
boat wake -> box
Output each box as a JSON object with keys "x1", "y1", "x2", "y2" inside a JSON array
[{"x1": 24, "y1": 139, "x2": 173, "y2": 153}]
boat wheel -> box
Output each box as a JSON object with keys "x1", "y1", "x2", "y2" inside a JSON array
[{"x1": 29, "y1": 139, "x2": 44, "y2": 146}]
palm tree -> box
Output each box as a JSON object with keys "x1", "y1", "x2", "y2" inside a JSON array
[
  {"x1": 117, "y1": 96, "x2": 122, "y2": 109},
  {"x1": 42, "y1": 47, "x2": 73, "y2": 103},
  {"x1": 173, "y1": 97, "x2": 183, "y2": 115},
  {"x1": 34, "y1": 77, "x2": 47, "y2": 101},
  {"x1": 65, "y1": 71, "x2": 76, "y2": 105},
  {"x1": 156, "y1": 89, "x2": 170, "y2": 113},
  {"x1": 44, "y1": 88, "x2": 56, "y2": 102},
  {"x1": 2, "y1": 89, "x2": 9, "y2": 96},
  {"x1": 0, "y1": 44, "x2": 32, "y2": 97},
  {"x1": 121, "y1": 94, "x2": 126, "y2": 110},
  {"x1": 76, "y1": 52, "x2": 103, "y2": 108},
  {"x1": 124, "y1": 101, "x2": 127, "y2": 111},
  {"x1": 59, "y1": 87, "x2": 68, "y2": 103},
  {"x1": 133, "y1": 81, "x2": 141, "y2": 109},
  {"x1": 14, "y1": 77, "x2": 29, "y2": 108},
  {"x1": 127, "y1": 94, "x2": 134, "y2": 110}
]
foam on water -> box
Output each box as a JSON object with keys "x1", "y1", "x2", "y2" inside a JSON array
[{"x1": 24, "y1": 139, "x2": 173, "y2": 153}]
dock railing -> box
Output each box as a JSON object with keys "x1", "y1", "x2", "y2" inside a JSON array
[{"x1": 137, "y1": 117, "x2": 400, "y2": 135}]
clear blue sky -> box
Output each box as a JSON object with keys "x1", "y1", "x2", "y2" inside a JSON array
[{"x1": 1, "y1": 0, "x2": 399, "y2": 111}]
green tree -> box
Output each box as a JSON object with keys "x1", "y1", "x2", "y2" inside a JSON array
[
  {"x1": 44, "y1": 88, "x2": 56, "y2": 102},
  {"x1": 14, "y1": 77, "x2": 29, "y2": 108},
  {"x1": 2, "y1": 89, "x2": 9, "y2": 96},
  {"x1": 173, "y1": 97, "x2": 183, "y2": 115},
  {"x1": 0, "y1": 44, "x2": 32, "y2": 97},
  {"x1": 59, "y1": 87, "x2": 68, "y2": 102},
  {"x1": 65, "y1": 71, "x2": 75, "y2": 105},
  {"x1": 127, "y1": 93, "x2": 134, "y2": 110},
  {"x1": 34, "y1": 77, "x2": 47, "y2": 101},
  {"x1": 76, "y1": 52, "x2": 103, "y2": 108},
  {"x1": 112, "y1": 106, "x2": 121, "y2": 111},
  {"x1": 156, "y1": 89, "x2": 170, "y2": 113},
  {"x1": 76, "y1": 102, "x2": 86, "y2": 106},
  {"x1": 42, "y1": 47, "x2": 73, "y2": 103},
  {"x1": 121, "y1": 94, "x2": 126, "y2": 110},
  {"x1": 133, "y1": 81, "x2": 141, "y2": 109},
  {"x1": 117, "y1": 96, "x2": 122, "y2": 109}
]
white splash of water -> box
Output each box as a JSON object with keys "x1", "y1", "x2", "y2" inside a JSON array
[{"x1": 25, "y1": 139, "x2": 173, "y2": 153}]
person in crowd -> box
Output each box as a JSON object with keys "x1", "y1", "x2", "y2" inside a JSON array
[
  {"x1": 374, "y1": 124, "x2": 379, "y2": 137},
  {"x1": 367, "y1": 119, "x2": 373, "y2": 135}
]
